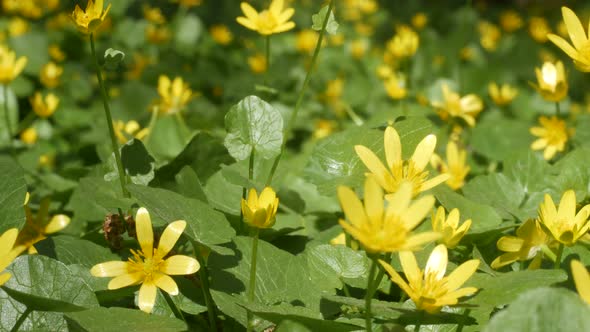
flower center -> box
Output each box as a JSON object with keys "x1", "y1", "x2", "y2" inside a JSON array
[
  {"x1": 128, "y1": 249, "x2": 164, "y2": 282},
  {"x1": 257, "y1": 10, "x2": 279, "y2": 34}
]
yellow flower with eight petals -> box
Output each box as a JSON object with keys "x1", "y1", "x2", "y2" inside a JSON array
[
  {"x1": 30, "y1": 92, "x2": 59, "y2": 118},
  {"x1": 355, "y1": 126, "x2": 449, "y2": 197},
  {"x1": 0, "y1": 228, "x2": 20, "y2": 286},
  {"x1": 432, "y1": 84, "x2": 483, "y2": 127},
  {"x1": 236, "y1": 0, "x2": 295, "y2": 36},
  {"x1": 530, "y1": 115, "x2": 571, "y2": 160},
  {"x1": 90, "y1": 207, "x2": 200, "y2": 313},
  {"x1": 241, "y1": 187, "x2": 279, "y2": 229},
  {"x1": 538, "y1": 190, "x2": 590, "y2": 246},
  {"x1": 491, "y1": 219, "x2": 553, "y2": 270},
  {"x1": 430, "y1": 140, "x2": 470, "y2": 190},
  {"x1": 380, "y1": 244, "x2": 479, "y2": 313},
  {"x1": 431, "y1": 207, "x2": 471, "y2": 249},
  {"x1": 547, "y1": 7, "x2": 590, "y2": 72},
  {"x1": 0, "y1": 45, "x2": 27, "y2": 84},
  {"x1": 571, "y1": 260, "x2": 590, "y2": 305},
  {"x1": 71, "y1": 0, "x2": 112, "y2": 35}
]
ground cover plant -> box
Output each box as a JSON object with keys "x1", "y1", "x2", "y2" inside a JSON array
[{"x1": 2, "y1": 0, "x2": 590, "y2": 331}]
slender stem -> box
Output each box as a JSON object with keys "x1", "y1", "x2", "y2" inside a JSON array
[
  {"x1": 540, "y1": 244, "x2": 557, "y2": 262},
  {"x1": 162, "y1": 291, "x2": 186, "y2": 322},
  {"x1": 554, "y1": 243, "x2": 564, "y2": 269},
  {"x1": 10, "y1": 307, "x2": 32, "y2": 332},
  {"x1": 89, "y1": 33, "x2": 129, "y2": 198},
  {"x1": 239, "y1": 187, "x2": 246, "y2": 234},
  {"x1": 264, "y1": 35, "x2": 271, "y2": 86},
  {"x1": 365, "y1": 258, "x2": 378, "y2": 332},
  {"x1": 265, "y1": 0, "x2": 334, "y2": 186},
  {"x1": 369, "y1": 253, "x2": 391, "y2": 299},
  {"x1": 143, "y1": 107, "x2": 159, "y2": 145},
  {"x1": 246, "y1": 229, "x2": 260, "y2": 332},
  {"x1": 555, "y1": 101, "x2": 561, "y2": 117},
  {"x1": 3, "y1": 85, "x2": 14, "y2": 155},
  {"x1": 342, "y1": 282, "x2": 351, "y2": 297},
  {"x1": 194, "y1": 244, "x2": 217, "y2": 332}
]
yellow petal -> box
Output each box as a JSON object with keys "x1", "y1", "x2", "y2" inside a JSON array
[
  {"x1": 337, "y1": 186, "x2": 367, "y2": 227},
  {"x1": 363, "y1": 177, "x2": 383, "y2": 226},
  {"x1": 562, "y1": 7, "x2": 588, "y2": 50},
  {"x1": 44, "y1": 214, "x2": 70, "y2": 234},
  {"x1": 420, "y1": 174, "x2": 450, "y2": 192},
  {"x1": 571, "y1": 260, "x2": 590, "y2": 304},
  {"x1": 548, "y1": 34, "x2": 580, "y2": 61},
  {"x1": 491, "y1": 252, "x2": 520, "y2": 269},
  {"x1": 161, "y1": 255, "x2": 200, "y2": 275},
  {"x1": 437, "y1": 286, "x2": 478, "y2": 304},
  {"x1": 0, "y1": 228, "x2": 18, "y2": 256},
  {"x1": 108, "y1": 272, "x2": 143, "y2": 290},
  {"x1": 424, "y1": 244, "x2": 448, "y2": 280},
  {"x1": 402, "y1": 195, "x2": 435, "y2": 230},
  {"x1": 379, "y1": 259, "x2": 414, "y2": 299},
  {"x1": 135, "y1": 207, "x2": 154, "y2": 259},
  {"x1": 158, "y1": 75, "x2": 171, "y2": 98},
  {"x1": 402, "y1": 232, "x2": 441, "y2": 251},
  {"x1": 138, "y1": 282, "x2": 157, "y2": 313},
  {"x1": 0, "y1": 272, "x2": 11, "y2": 286},
  {"x1": 157, "y1": 220, "x2": 186, "y2": 258},
  {"x1": 277, "y1": 8, "x2": 295, "y2": 24},
  {"x1": 153, "y1": 273, "x2": 179, "y2": 295},
  {"x1": 269, "y1": 0, "x2": 284, "y2": 15},
  {"x1": 384, "y1": 126, "x2": 402, "y2": 168},
  {"x1": 258, "y1": 187, "x2": 277, "y2": 207},
  {"x1": 497, "y1": 236, "x2": 524, "y2": 252},
  {"x1": 236, "y1": 17, "x2": 258, "y2": 31},
  {"x1": 247, "y1": 187, "x2": 259, "y2": 207},
  {"x1": 445, "y1": 259, "x2": 479, "y2": 290},
  {"x1": 385, "y1": 181, "x2": 412, "y2": 213},
  {"x1": 355, "y1": 145, "x2": 392, "y2": 191},
  {"x1": 557, "y1": 190, "x2": 576, "y2": 223},
  {"x1": 91, "y1": 261, "x2": 129, "y2": 277},
  {"x1": 399, "y1": 251, "x2": 421, "y2": 285},
  {"x1": 240, "y1": 2, "x2": 259, "y2": 21},
  {"x1": 274, "y1": 22, "x2": 296, "y2": 33},
  {"x1": 411, "y1": 134, "x2": 437, "y2": 171}
]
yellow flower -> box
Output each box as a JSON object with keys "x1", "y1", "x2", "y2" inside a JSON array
[
  {"x1": 411, "y1": 13, "x2": 428, "y2": 30},
  {"x1": 431, "y1": 207, "x2": 471, "y2": 249},
  {"x1": 430, "y1": 140, "x2": 470, "y2": 190},
  {"x1": 241, "y1": 187, "x2": 279, "y2": 229},
  {"x1": 71, "y1": 0, "x2": 112, "y2": 35},
  {"x1": 40, "y1": 61, "x2": 63, "y2": 89},
  {"x1": 478, "y1": 21, "x2": 502, "y2": 51},
  {"x1": 355, "y1": 126, "x2": 449, "y2": 197},
  {"x1": 8, "y1": 17, "x2": 29, "y2": 37},
  {"x1": 571, "y1": 260, "x2": 590, "y2": 305},
  {"x1": 547, "y1": 7, "x2": 590, "y2": 72},
  {"x1": 20, "y1": 127, "x2": 37, "y2": 145},
  {"x1": 0, "y1": 45, "x2": 27, "y2": 84},
  {"x1": 376, "y1": 64, "x2": 393, "y2": 80},
  {"x1": 538, "y1": 190, "x2": 590, "y2": 246},
  {"x1": 432, "y1": 84, "x2": 484, "y2": 127},
  {"x1": 530, "y1": 115, "x2": 571, "y2": 160},
  {"x1": 171, "y1": 0, "x2": 202, "y2": 8},
  {"x1": 142, "y1": 5, "x2": 166, "y2": 24},
  {"x1": 499, "y1": 10, "x2": 523, "y2": 33},
  {"x1": 384, "y1": 72, "x2": 407, "y2": 100},
  {"x1": 295, "y1": 29, "x2": 319, "y2": 54},
  {"x1": 114, "y1": 120, "x2": 149, "y2": 144},
  {"x1": 146, "y1": 24, "x2": 171, "y2": 44},
  {"x1": 0, "y1": 228, "x2": 20, "y2": 286},
  {"x1": 531, "y1": 61, "x2": 568, "y2": 102},
  {"x1": 210, "y1": 25, "x2": 233, "y2": 45},
  {"x1": 156, "y1": 75, "x2": 192, "y2": 114},
  {"x1": 338, "y1": 178, "x2": 440, "y2": 254},
  {"x1": 529, "y1": 16, "x2": 551, "y2": 43},
  {"x1": 48, "y1": 44, "x2": 66, "y2": 62},
  {"x1": 247, "y1": 53, "x2": 267, "y2": 74},
  {"x1": 488, "y1": 82, "x2": 518, "y2": 106},
  {"x1": 15, "y1": 196, "x2": 70, "y2": 255},
  {"x1": 380, "y1": 244, "x2": 479, "y2": 313},
  {"x1": 349, "y1": 39, "x2": 368, "y2": 60},
  {"x1": 386, "y1": 25, "x2": 419, "y2": 59},
  {"x1": 313, "y1": 119, "x2": 336, "y2": 139},
  {"x1": 459, "y1": 46, "x2": 475, "y2": 62},
  {"x1": 236, "y1": 0, "x2": 295, "y2": 36},
  {"x1": 491, "y1": 219, "x2": 553, "y2": 270},
  {"x1": 30, "y1": 92, "x2": 59, "y2": 118},
  {"x1": 91, "y1": 208, "x2": 200, "y2": 313}
]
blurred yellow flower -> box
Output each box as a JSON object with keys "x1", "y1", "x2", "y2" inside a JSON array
[
  {"x1": 171, "y1": 0, "x2": 202, "y2": 7},
  {"x1": 488, "y1": 82, "x2": 518, "y2": 106},
  {"x1": 349, "y1": 39, "x2": 368, "y2": 59},
  {"x1": 40, "y1": 62, "x2": 63, "y2": 89},
  {"x1": 91, "y1": 208, "x2": 200, "y2": 313},
  {"x1": 313, "y1": 119, "x2": 336, "y2": 139},
  {"x1": 338, "y1": 178, "x2": 439, "y2": 254},
  {"x1": 0, "y1": 45, "x2": 27, "y2": 84},
  {"x1": 430, "y1": 140, "x2": 470, "y2": 190},
  {"x1": 386, "y1": 25, "x2": 419, "y2": 59},
  {"x1": 355, "y1": 126, "x2": 449, "y2": 197},
  {"x1": 146, "y1": 24, "x2": 171, "y2": 44},
  {"x1": 432, "y1": 84, "x2": 483, "y2": 127},
  {"x1": 571, "y1": 260, "x2": 590, "y2": 305},
  {"x1": 241, "y1": 187, "x2": 279, "y2": 229},
  {"x1": 15, "y1": 197, "x2": 70, "y2": 254},
  {"x1": 491, "y1": 219, "x2": 553, "y2": 270},
  {"x1": 531, "y1": 61, "x2": 568, "y2": 102},
  {"x1": 247, "y1": 53, "x2": 267, "y2": 74},
  {"x1": 295, "y1": 29, "x2": 319, "y2": 54},
  {"x1": 411, "y1": 12, "x2": 428, "y2": 30},
  {"x1": 210, "y1": 25, "x2": 233, "y2": 45},
  {"x1": 459, "y1": 46, "x2": 476, "y2": 62},
  {"x1": 126, "y1": 53, "x2": 152, "y2": 80},
  {"x1": 547, "y1": 7, "x2": 590, "y2": 73},
  {"x1": 30, "y1": 92, "x2": 59, "y2": 118},
  {"x1": 48, "y1": 44, "x2": 66, "y2": 62},
  {"x1": 8, "y1": 17, "x2": 29, "y2": 37},
  {"x1": 432, "y1": 207, "x2": 471, "y2": 249},
  {"x1": 71, "y1": 0, "x2": 112, "y2": 35},
  {"x1": 114, "y1": 120, "x2": 149, "y2": 144},
  {"x1": 143, "y1": 5, "x2": 166, "y2": 24},
  {"x1": 236, "y1": 0, "x2": 295, "y2": 36},
  {"x1": 20, "y1": 127, "x2": 37, "y2": 145},
  {"x1": 383, "y1": 72, "x2": 407, "y2": 100},
  {"x1": 499, "y1": 10, "x2": 523, "y2": 33},
  {"x1": 538, "y1": 190, "x2": 590, "y2": 246},
  {"x1": 380, "y1": 244, "x2": 479, "y2": 313},
  {"x1": 529, "y1": 16, "x2": 551, "y2": 43},
  {"x1": 478, "y1": 21, "x2": 502, "y2": 51},
  {"x1": 0, "y1": 228, "x2": 20, "y2": 286},
  {"x1": 530, "y1": 115, "x2": 571, "y2": 160},
  {"x1": 157, "y1": 75, "x2": 192, "y2": 114}
]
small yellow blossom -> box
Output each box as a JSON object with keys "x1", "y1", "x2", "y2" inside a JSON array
[
  {"x1": 38, "y1": 154, "x2": 55, "y2": 168},
  {"x1": 358, "y1": 0, "x2": 377, "y2": 15},
  {"x1": 547, "y1": 7, "x2": 590, "y2": 72},
  {"x1": 313, "y1": 119, "x2": 336, "y2": 139},
  {"x1": 355, "y1": 23, "x2": 374, "y2": 37},
  {"x1": 338, "y1": 178, "x2": 439, "y2": 254},
  {"x1": 571, "y1": 260, "x2": 590, "y2": 305},
  {"x1": 538, "y1": 190, "x2": 590, "y2": 246},
  {"x1": 0, "y1": 45, "x2": 27, "y2": 84},
  {"x1": 48, "y1": 44, "x2": 66, "y2": 62},
  {"x1": 488, "y1": 82, "x2": 518, "y2": 106},
  {"x1": 0, "y1": 228, "x2": 20, "y2": 286},
  {"x1": 156, "y1": 75, "x2": 192, "y2": 114},
  {"x1": 146, "y1": 24, "x2": 171, "y2": 44},
  {"x1": 247, "y1": 53, "x2": 267, "y2": 74},
  {"x1": 8, "y1": 17, "x2": 29, "y2": 37},
  {"x1": 20, "y1": 127, "x2": 37, "y2": 145},
  {"x1": 499, "y1": 10, "x2": 523, "y2": 33},
  {"x1": 491, "y1": 219, "x2": 553, "y2": 270},
  {"x1": 210, "y1": 25, "x2": 233, "y2": 45},
  {"x1": 91, "y1": 208, "x2": 200, "y2": 313},
  {"x1": 383, "y1": 72, "x2": 407, "y2": 100},
  {"x1": 531, "y1": 61, "x2": 568, "y2": 102},
  {"x1": 236, "y1": 0, "x2": 295, "y2": 36},
  {"x1": 459, "y1": 46, "x2": 476, "y2": 62},
  {"x1": 143, "y1": 5, "x2": 166, "y2": 24},
  {"x1": 171, "y1": 0, "x2": 202, "y2": 7},
  {"x1": 30, "y1": 92, "x2": 59, "y2": 118},
  {"x1": 380, "y1": 244, "x2": 479, "y2": 313},
  {"x1": 530, "y1": 116, "x2": 571, "y2": 160},
  {"x1": 386, "y1": 25, "x2": 419, "y2": 59},
  {"x1": 376, "y1": 64, "x2": 393, "y2": 80},
  {"x1": 114, "y1": 120, "x2": 149, "y2": 144},
  {"x1": 529, "y1": 16, "x2": 551, "y2": 43},
  {"x1": 432, "y1": 84, "x2": 484, "y2": 127},
  {"x1": 411, "y1": 13, "x2": 428, "y2": 30},
  {"x1": 40, "y1": 62, "x2": 63, "y2": 89},
  {"x1": 329, "y1": 33, "x2": 345, "y2": 47},
  {"x1": 295, "y1": 29, "x2": 319, "y2": 53},
  {"x1": 478, "y1": 21, "x2": 502, "y2": 51},
  {"x1": 431, "y1": 207, "x2": 471, "y2": 249},
  {"x1": 355, "y1": 126, "x2": 449, "y2": 197},
  {"x1": 430, "y1": 140, "x2": 470, "y2": 190},
  {"x1": 71, "y1": 0, "x2": 112, "y2": 35},
  {"x1": 241, "y1": 187, "x2": 279, "y2": 229},
  {"x1": 349, "y1": 39, "x2": 368, "y2": 60},
  {"x1": 15, "y1": 197, "x2": 70, "y2": 254}
]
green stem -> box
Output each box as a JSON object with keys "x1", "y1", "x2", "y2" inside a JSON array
[
  {"x1": 555, "y1": 101, "x2": 561, "y2": 117},
  {"x1": 143, "y1": 107, "x2": 159, "y2": 145},
  {"x1": 369, "y1": 253, "x2": 391, "y2": 299},
  {"x1": 554, "y1": 243, "x2": 564, "y2": 269},
  {"x1": 194, "y1": 244, "x2": 217, "y2": 332},
  {"x1": 365, "y1": 258, "x2": 378, "y2": 332},
  {"x1": 540, "y1": 244, "x2": 557, "y2": 262},
  {"x1": 342, "y1": 281, "x2": 351, "y2": 297},
  {"x1": 264, "y1": 35, "x2": 271, "y2": 86},
  {"x1": 3, "y1": 85, "x2": 14, "y2": 155},
  {"x1": 10, "y1": 307, "x2": 32, "y2": 332},
  {"x1": 265, "y1": 0, "x2": 334, "y2": 186},
  {"x1": 246, "y1": 229, "x2": 260, "y2": 332},
  {"x1": 162, "y1": 291, "x2": 186, "y2": 322},
  {"x1": 89, "y1": 33, "x2": 129, "y2": 198}
]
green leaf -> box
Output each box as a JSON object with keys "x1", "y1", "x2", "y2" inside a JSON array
[
  {"x1": 103, "y1": 48, "x2": 125, "y2": 70},
  {"x1": 0, "y1": 157, "x2": 26, "y2": 234},
  {"x1": 2, "y1": 255, "x2": 99, "y2": 312},
  {"x1": 127, "y1": 184, "x2": 235, "y2": 252},
  {"x1": 0, "y1": 289, "x2": 67, "y2": 332},
  {"x1": 105, "y1": 139, "x2": 156, "y2": 186},
  {"x1": 174, "y1": 166, "x2": 208, "y2": 203},
  {"x1": 462, "y1": 173, "x2": 525, "y2": 221},
  {"x1": 312, "y1": 5, "x2": 339, "y2": 35},
  {"x1": 306, "y1": 245, "x2": 369, "y2": 290},
  {"x1": 471, "y1": 113, "x2": 531, "y2": 161},
  {"x1": 35, "y1": 235, "x2": 119, "y2": 268},
  {"x1": 0, "y1": 85, "x2": 18, "y2": 146},
  {"x1": 65, "y1": 307, "x2": 187, "y2": 332},
  {"x1": 66, "y1": 176, "x2": 134, "y2": 223},
  {"x1": 10, "y1": 32, "x2": 49, "y2": 75},
  {"x1": 224, "y1": 95, "x2": 284, "y2": 161},
  {"x1": 483, "y1": 288, "x2": 590, "y2": 332}
]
